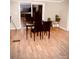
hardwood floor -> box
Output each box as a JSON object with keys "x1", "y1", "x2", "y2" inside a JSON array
[{"x1": 10, "y1": 28, "x2": 69, "y2": 59}]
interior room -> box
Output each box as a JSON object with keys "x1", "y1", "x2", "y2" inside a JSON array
[{"x1": 10, "y1": 0, "x2": 69, "y2": 59}]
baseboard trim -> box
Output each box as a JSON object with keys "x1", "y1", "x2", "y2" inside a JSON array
[
  {"x1": 10, "y1": 28, "x2": 16, "y2": 30},
  {"x1": 59, "y1": 26, "x2": 69, "y2": 32},
  {"x1": 10, "y1": 27, "x2": 21, "y2": 30},
  {"x1": 10, "y1": 27, "x2": 31, "y2": 30}
]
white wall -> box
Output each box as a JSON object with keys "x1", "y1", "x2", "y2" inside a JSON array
[
  {"x1": 43, "y1": 0, "x2": 69, "y2": 31},
  {"x1": 42, "y1": 0, "x2": 69, "y2": 31},
  {"x1": 10, "y1": 0, "x2": 69, "y2": 31},
  {"x1": 10, "y1": 0, "x2": 21, "y2": 29},
  {"x1": 59, "y1": 0, "x2": 69, "y2": 31},
  {"x1": 44, "y1": 2, "x2": 62, "y2": 21}
]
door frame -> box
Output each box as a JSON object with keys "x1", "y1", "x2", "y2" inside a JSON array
[
  {"x1": 20, "y1": 1, "x2": 45, "y2": 28},
  {"x1": 20, "y1": 1, "x2": 45, "y2": 20},
  {"x1": 31, "y1": 2, "x2": 45, "y2": 20}
]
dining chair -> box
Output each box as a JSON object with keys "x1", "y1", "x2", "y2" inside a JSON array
[{"x1": 31, "y1": 21, "x2": 52, "y2": 41}]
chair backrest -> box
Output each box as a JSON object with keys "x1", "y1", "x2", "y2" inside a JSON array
[
  {"x1": 43, "y1": 21, "x2": 52, "y2": 31},
  {"x1": 34, "y1": 21, "x2": 42, "y2": 31}
]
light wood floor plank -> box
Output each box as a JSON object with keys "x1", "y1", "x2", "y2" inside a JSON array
[{"x1": 10, "y1": 28, "x2": 69, "y2": 59}]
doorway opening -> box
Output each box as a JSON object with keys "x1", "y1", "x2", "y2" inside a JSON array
[{"x1": 20, "y1": 3, "x2": 43, "y2": 28}]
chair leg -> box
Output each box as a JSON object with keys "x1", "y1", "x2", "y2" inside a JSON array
[
  {"x1": 46, "y1": 31, "x2": 47, "y2": 36},
  {"x1": 30, "y1": 32, "x2": 32, "y2": 38},
  {"x1": 37, "y1": 32, "x2": 38, "y2": 36},
  {"x1": 34, "y1": 32, "x2": 35, "y2": 41},
  {"x1": 44, "y1": 32, "x2": 45, "y2": 35},
  {"x1": 30, "y1": 27, "x2": 32, "y2": 38},
  {"x1": 40, "y1": 32, "x2": 41, "y2": 40},
  {"x1": 26, "y1": 26, "x2": 28, "y2": 40},
  {"x1": 42, "y1": 32, "x2": 43, "y2": 39},
  {"x1": 48, "y1": 30, "x2": 50, "y2": 39}
]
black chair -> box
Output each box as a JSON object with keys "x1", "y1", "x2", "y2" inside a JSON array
[
  {"x1": 31, "y1": 21, "x2": 43, "y2": 41},
  {"x1": 31, "y1": 21, "x2": 52, "y2": 41},
  {"x1": 31, "y1": 11, "x2": 52, "y2": 41},
  {"x1": 31, "y1": 11, "x2": 43, "y2": 41},
  {"x1": 42, "y1": 21, "x2": 52, "y2": 39}
]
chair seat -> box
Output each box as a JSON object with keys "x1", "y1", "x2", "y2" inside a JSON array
[
  {"x1": 31, "y1": 28, "x2": 37, "y2": 32},
  {"x1": 31, "y1": 28, "x2": 43, "y2": 32}
]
